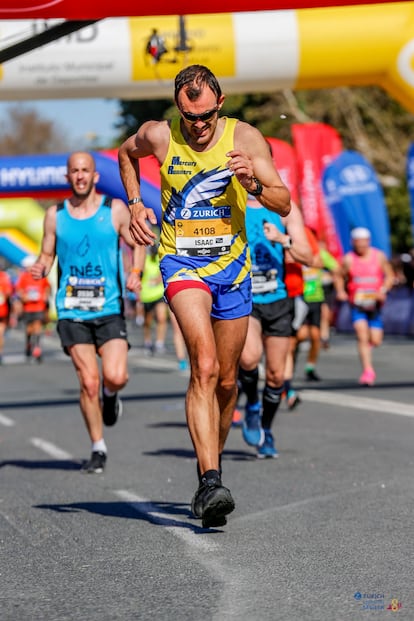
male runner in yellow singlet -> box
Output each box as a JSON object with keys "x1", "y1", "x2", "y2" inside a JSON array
[{"x1": 118, "y1": 64, "x2": 291, "y2": 528}]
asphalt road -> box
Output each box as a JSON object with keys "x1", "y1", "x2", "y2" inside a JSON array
[{"x1": 1, "y1": 322, "x2": 413, "y2": 621}]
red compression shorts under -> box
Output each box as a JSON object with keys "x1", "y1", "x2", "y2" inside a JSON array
[{"x1": 165, "y1": 280, "x2": 211, "y2": 303}]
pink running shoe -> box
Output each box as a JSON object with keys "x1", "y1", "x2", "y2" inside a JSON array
[{"x1": 359, "y1": 368, "x2": 376, "y2": 386}]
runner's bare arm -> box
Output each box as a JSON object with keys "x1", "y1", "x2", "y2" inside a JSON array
[
  {"x1": 336, "y1": 255, "x2": 350, "y2": 301},
  {"x1": 112, "y1": 198, "x2": 146, "y2": 293},
  {"x1": 228, "y1": 123, "x2": 291, "y2": 216},
  {"x1": 380, "y1": 252, "x2": 395, "y2": 294},
  {"x1": 31, "y1": 205, "x2": 57, "y2": 279},
  {"x1": 118, "y1": 122, "x2": 169, "y2": 246},
  {"x1": 283, "y1": 202, "x2": 313, "y2": 265}
]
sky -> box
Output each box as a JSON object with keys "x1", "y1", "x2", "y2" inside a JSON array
[{"x1": 0, "y1": 98, "x2": 121, "y2": 149}]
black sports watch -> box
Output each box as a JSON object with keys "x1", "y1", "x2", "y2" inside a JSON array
[
  {"x1": 283, "y1": 236, "x2": 293, "y2": 249},
  {"x1": 128, "y1": 197, "x2": 143, "y2": 206},
  {"x1": 249, "y1": 177, "x2": 263, "y2": 196}
]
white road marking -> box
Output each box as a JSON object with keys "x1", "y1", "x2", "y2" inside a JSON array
[
  {"x1": 114, "y1": 489, "x2": 219, "y2": 552},
  {"x1": 30, "y1": 437, "x2": 73, "y2": 460},
  {"x1": 0, "y1": 412, "x2": 15, "y2": 427},
  {"x1": 301, "y1": 389, "x2": 414, "y2": 418},
  {"x1": 115, "y1": 489, "x2": 246, "y2": 620}
]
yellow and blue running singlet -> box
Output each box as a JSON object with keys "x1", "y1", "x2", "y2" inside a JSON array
[
  {"x1": 158, "y1": 117, "x2": 252, "y2": 318},
  {"x1": 159, "y1": 117, "x2": 251, "y2": 287}
]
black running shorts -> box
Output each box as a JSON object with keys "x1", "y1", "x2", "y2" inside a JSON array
[
  {"x1": 23, "y1": 311, "x2": 46, "y2": 323},
  {"x1": 304, "y1": 301, "x2": 322, "y2": 327},
  {"x1": 251, "y1": 297, "x2": 294, "y2": 337},
  {"x1": 57, "y1": 314, "x2": 128, "y2": 355},
  {"x1": 143, "y1": 297, "x2": 165, "y2": 313}
]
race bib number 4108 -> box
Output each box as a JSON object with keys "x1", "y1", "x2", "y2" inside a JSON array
[{"x1": 175, "y1": 206, "x2": 232, "y2": 257}]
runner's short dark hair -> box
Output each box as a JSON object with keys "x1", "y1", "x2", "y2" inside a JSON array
[{"x1": 174, "y1": 65, "x2": 222, "y2": 103}]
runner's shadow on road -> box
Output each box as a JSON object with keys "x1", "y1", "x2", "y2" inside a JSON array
[
  {"x1": 222, "y1": 449, "x2": 258, "y2": 462},
  {"x1": 34, "y1": 501, "x2": 225, "y2": 534},
  {"x1": 0, "y1": 392, "x2": 187, "y2": 411},
  {"x1": 0, "y1": 459, "x2": 82, "y2": 471},
  {"x1": 147, "y1": 421, "x2": 188, "y2": 429},
  {"x1": 143, "y1": 447, "x2": 255, "y2": 462}
]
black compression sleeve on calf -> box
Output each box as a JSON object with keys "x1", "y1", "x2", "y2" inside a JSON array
[
  {"x1": 238, "y1": 366, "x2": 259, "y2": 404},
  {"x1": 262, "y1": 384, "x2": 284, "y2": 429}
]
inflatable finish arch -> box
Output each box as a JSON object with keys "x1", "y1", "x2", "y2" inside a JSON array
[
  {"x1": 1, "y1": 4, "x2": 414, "y2": 112},
  {"x1": 0, "y1": 0, "x2": 402, "y2": 20}
]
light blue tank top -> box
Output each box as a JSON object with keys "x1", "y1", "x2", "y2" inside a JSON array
[
  {"x1": 55, "y1": 196, "x2": 124, "y2": 320},
  {"x1": 245, "y1": 206, "x2": 287, "y2": 304}
]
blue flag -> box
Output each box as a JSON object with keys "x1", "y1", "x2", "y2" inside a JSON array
[
  {"x1": 322, "y1": 150, "x2": 391, "y2": 256},
  {"x1": 406, "y1": 143, "x2": 414, "y2": 242}
]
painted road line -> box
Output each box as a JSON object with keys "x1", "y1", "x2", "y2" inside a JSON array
[
  {"x1": 301, "y1": 390, "x2": 414, "y2": 418},
  {"x1": 115, "y1": 489, "x2": 219, "y2": 551},
  {"x1": 30, "y1": 437, "x2": 73, "y2": 460},
  {"x1": 114, "y1": 490, "x2": 247, "y2": 620},
  {"x1": 0, "y1": 412, "x2": 15, "y2": 427}
]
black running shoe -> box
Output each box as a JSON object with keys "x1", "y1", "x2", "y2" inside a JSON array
[
  {"x1": 102, "y1": 391, "x2": 122, "y2": 426},
  {"x1": 81, "y1": 451, "x2": 107, "y2": 474},
  {"x1": 305, "y1": 369, "x2": 321, "y2": 381},
  {"x1": 191, "y1": 471, "x2": 235, "y2": 528}
]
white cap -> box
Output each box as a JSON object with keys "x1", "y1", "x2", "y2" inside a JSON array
[
  {"x1": 351, "y1": 227, "x2": 371, "y2": 240},
  {"x1": 21, "y1": 255, "x2": 37, "y2": 268}
]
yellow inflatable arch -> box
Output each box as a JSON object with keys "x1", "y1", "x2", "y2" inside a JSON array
[
  {"x1": 0, "y1": 198, "x2": 44, "y2": 267},
  {"x1": 0, "y1": 198, "x2": 44, "y2": 247},
  {"x1": 1, "y1": 3, "x2": 414, "y2": 111}
]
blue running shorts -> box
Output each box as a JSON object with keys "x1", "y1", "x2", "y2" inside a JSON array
[
  {"x1": 351, "y1": 306, "x2": 383, "y2": 329},
  {"x1": 162, "y1": 265, "x2": 252, "y2": 320}
]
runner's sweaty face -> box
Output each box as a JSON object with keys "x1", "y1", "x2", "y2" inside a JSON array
[
  {"x1": 177, "y1": 86, "x2": 223, "y2": 147},
  {"x1": 66, "y1": 153, "x2": 98, "y2": 199}
]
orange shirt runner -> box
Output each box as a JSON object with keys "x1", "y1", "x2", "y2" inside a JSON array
[{"x1": 15, "y1": 271, "x2": 50, "y2": 314}]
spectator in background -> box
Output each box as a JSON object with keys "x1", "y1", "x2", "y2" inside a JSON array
[
  {"x1": 336, "y1": 227, "x2": 394, "y2": 386},
  {"x1": 394, "y1": 253, "x2": 411, "y2": 289},
  {"x1": 401, "y1": 250, "x2": 414, "y2": 290},
  {"x1": 15, "y1": 255, "x2": 50, "y2": 362}
]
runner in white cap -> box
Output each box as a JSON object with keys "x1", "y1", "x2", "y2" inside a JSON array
[{"x1": 336, "y1": 228, "x2": 394, "y2": 385}]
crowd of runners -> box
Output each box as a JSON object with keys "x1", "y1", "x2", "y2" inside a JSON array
[{"x1": 0, "y1": 65, "x2": 400, "y2": 529}]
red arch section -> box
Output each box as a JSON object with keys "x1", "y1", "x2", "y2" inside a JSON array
[{"x1": 0, "y1": 0, "x2": 403, "y2": 20}]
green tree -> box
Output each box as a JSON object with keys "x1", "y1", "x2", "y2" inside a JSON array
[
  {"x1": 0, "y1": 105, "x2": 69, "y2": 154},
  {"x1": 115, "y1": 99, "x2": 173, "y2": 143}
]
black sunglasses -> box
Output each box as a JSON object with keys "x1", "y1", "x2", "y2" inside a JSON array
[{"x1": 180, "y1": 106, "x2": 219, "y2": 123}]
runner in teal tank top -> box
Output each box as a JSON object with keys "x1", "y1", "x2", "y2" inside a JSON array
[
  {"x1": 31, "y1": 151, "x2": 145, "y2": 475},
  {"x1": 239, "y1": 196, "x2": 312, "y2": 459}
]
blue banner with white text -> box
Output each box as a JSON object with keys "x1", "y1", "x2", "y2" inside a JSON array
[{"x1": 322, "y1": 150, "x2": 391, "y2": 257}]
